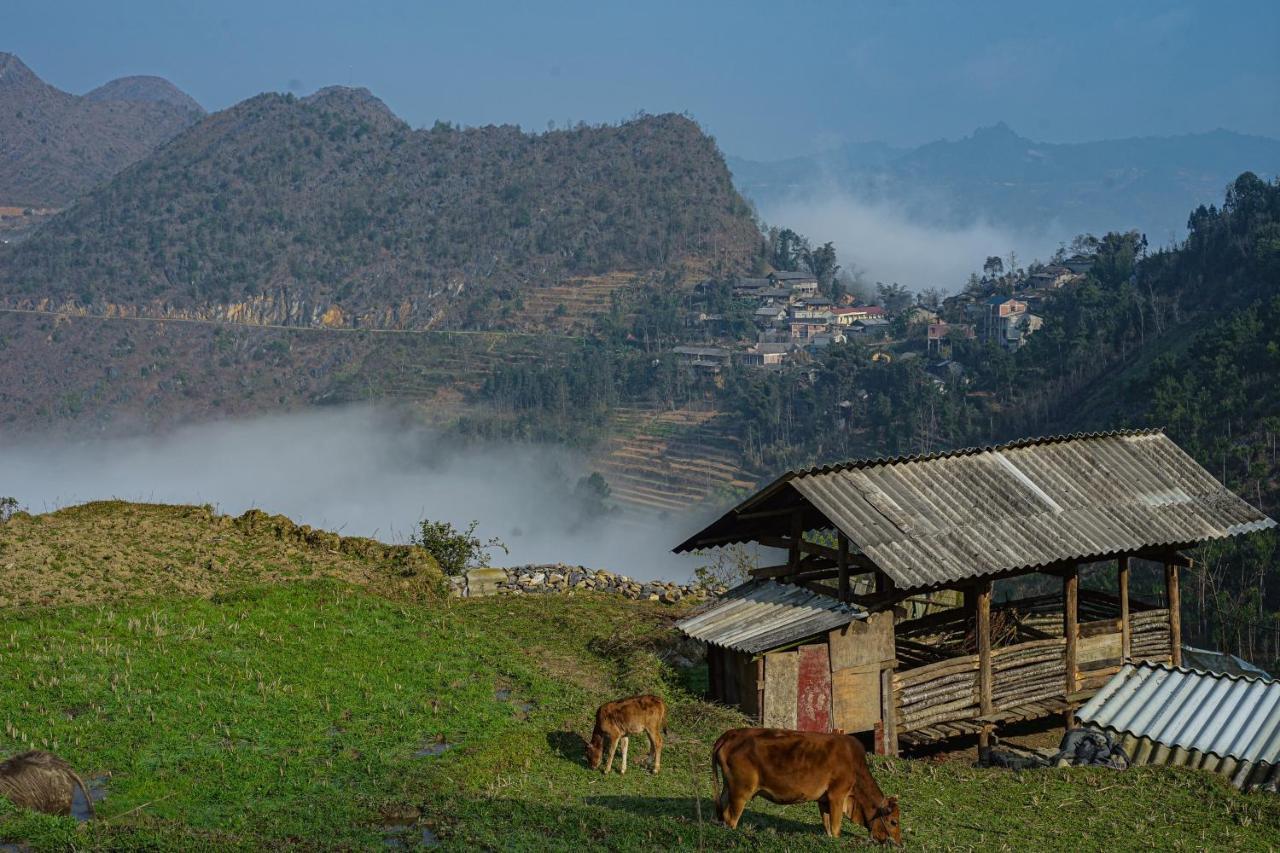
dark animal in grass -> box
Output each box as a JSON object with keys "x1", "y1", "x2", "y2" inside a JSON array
[
  {"x1": 711, "y1": 728, "x2": 901, "y2": 844},
  {"x1": 584, "y1": 694, "x2": 667, "y2": 775},
  {"x1": 0, "y1": 750, "x2": 94, "y2": 817}
]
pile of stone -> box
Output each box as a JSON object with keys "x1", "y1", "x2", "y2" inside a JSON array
[{"x1": 448, "y1": 563, "x2": 725, "y2": 603}]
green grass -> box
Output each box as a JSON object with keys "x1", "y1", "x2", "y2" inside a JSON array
[{"x1": 0, "y1": 580, "x2": 1278, "y2": 849}]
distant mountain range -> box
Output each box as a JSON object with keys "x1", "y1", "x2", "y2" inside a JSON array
[
  {"x1": 729, "y1": 122, "x2": 1280, "y2": 243},
  {"x1": 0, "y1": 53, "x2": 205, "y2": 208}
]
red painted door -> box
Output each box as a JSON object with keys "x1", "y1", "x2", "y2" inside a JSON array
[{"x1": 795, "y1": 643, "x2": 833, "y2": 732}]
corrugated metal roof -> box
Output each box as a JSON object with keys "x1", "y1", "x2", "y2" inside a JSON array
[
  {"x1": 675, "y1": 430, "x2": 1275, "y2": 591},
  {"x1": 1077, "y1": 662, "x2": 1280, "y2": 766},
  {"x1": 675, "y1": 580, "x2": 865, "y2": 654}
]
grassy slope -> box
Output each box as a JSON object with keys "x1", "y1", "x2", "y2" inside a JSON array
[{"x1": 0, "y1": 504, "x2": 1278, "y2": 850}]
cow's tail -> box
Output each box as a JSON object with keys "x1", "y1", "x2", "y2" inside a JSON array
[
  {"x1": 709, "y1": 733, "x2": 729, "y2": 816},
  {"x1": 69, "y1": 770, "x2": 94, "y2": 819}
]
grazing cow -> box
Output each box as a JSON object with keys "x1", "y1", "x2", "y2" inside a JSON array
[
  {"x1": 0, "y1": 751, "x2": 94, "y2": 818},
  {"x1": 711, "y1": 728, "x2": 900, "y2": 844},
  {"x1": 584, "y1": 694, "x2": 667, "y2": 775}
]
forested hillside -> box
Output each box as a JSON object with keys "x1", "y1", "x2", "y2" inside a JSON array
[
  {"x1": 0, "y1": 90, "x2": 759, "y2": 329},
  {"x1": 0, "y1": 53, "x2": 203, "y2": 208}
]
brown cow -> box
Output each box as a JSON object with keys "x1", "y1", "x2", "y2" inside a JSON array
[
  {"x1": 584, "y1": 694, "x2": 667, "y2": 775},
  {"x1": 0, "y1": 751, "x2": 94, "y2": 818},
  {"x1": 711, "y1": 728, "x2": 900, "y2": 844}
]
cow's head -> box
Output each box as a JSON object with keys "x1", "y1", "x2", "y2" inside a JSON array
[
  {"x1": 584, "y1": 733, "x2": 604, "y2": 769},
  {"x1": 865, "y1": 795, "x2": 901, "y2": 845}
]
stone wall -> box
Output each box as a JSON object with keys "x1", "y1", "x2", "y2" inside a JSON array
[{"x1": 450, "y1": 564, "x2": 724, "y2": 604}]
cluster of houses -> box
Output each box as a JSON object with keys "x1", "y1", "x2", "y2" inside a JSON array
[
  {"x1": 680, "y1": 271, "x2": 894, "y2": 372},
  {"x1": 674, "y1": 253, "x2": 1094, "y2": 373}
]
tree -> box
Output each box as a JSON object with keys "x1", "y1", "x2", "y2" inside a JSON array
[
  {"x1": 876, "y1": 282, "x2": 913, "y2": 314},
  {"x1": 805, "y1": 241, "x2": 841, "y2": 292},
  {"x1": 412, "y1": 518, "x2": 507, "y2": 576},
  {"x1": 983, "y1": 256, "x2": 1004, "y2": 280}
]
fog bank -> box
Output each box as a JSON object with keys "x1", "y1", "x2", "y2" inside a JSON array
[
  {"x1": 765, "y1": 192, "x2": 1055, "y2": 291},
  {"x1": 0, "y1": 407, "x2": 712, "y2": 581}
]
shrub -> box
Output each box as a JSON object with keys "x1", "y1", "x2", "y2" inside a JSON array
[{"x1": 411, "y1": 518, "x2": 506, "y2": 576}]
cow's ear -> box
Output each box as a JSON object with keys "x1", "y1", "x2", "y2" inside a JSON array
[{"x1": 888, "y1": 796, "x2": 898, "y2": 808}]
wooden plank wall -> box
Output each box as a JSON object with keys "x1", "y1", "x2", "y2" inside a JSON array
[{"x1": 762, "y1": 650, "x2": 799, "y2": 729}]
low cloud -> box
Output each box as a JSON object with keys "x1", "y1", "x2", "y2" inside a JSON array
[
  {"x1": 765, "y1": 192, "x2": 1054, "y2": 292},
  {"x1": 0, "y1": 406, "x2": 713, "y2": 581}
]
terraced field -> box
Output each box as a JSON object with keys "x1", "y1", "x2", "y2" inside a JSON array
[
  {"x1": 517, "y1": 272, "x2": 638, "y2": 333},
  {"x1": 591, "y1": 406, "x2": 760, "y2": 515}
]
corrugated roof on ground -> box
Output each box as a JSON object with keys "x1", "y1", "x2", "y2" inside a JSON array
[
  {"x1": 675, "y1": 580, "x2": 865, "y2": 654},
  {"x1": 1077, "y1": 662, "x2": 1280, "y2": 766},
  {"x1": 675, "y1": 431, "x2": 1275, "y2": 591}
]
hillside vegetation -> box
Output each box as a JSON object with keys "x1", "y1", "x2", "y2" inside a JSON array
[
  {"x1": 0, "y1": 53, "x2": 203, "y2": 208},
  {"x1": 0, "y1": 501, "x2": 442, "y2": 607},
  {"x1": 0, "y1": 501, "x2": 1278, "y2": 850},
  {"x1": 0, "y1": 92, "x2": 758, "y2": 329}
]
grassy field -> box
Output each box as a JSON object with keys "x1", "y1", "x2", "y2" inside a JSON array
[{"x1": 1, "y1": 505, "x2": 1279, "y2": 850}]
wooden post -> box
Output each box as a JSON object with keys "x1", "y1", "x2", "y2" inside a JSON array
[
  {"x1": 1063, "y1": 565, "x2": 1079, "y2": 729},
  {"x1": 1166, "y1": 561, "x2": 1182, "y2": 666},
  {"x1": 837, "y1": 532, "x2": 850, "y2": 602},
  {"x1": 788, "y1": 511, "x2": 803, "y2": 580},
  {"x1": 879, "y1": 666, "x2": 898, "y2": 757},
  {"x1": 755, "y1": 656, "x2": 765, "y2": 725},
  {"x1": 976, "y1": 579, "x2": 994, "y2": 764},
  {"x1": 1118, "y1": 555, "x2": 1131, "y2": 662}
]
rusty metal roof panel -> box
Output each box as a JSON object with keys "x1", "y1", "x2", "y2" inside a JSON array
[
  {"x1": 675, "y1": 580, "x2": 865, "y2": 654},
  {"x1": 676, "y1": 431, "x2": 1274, "y2": 591},
  {"x1": 1077, "y1": 662, "x2": 1280, "y2": 767}
]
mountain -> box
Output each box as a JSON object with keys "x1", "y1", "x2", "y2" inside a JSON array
[
  {"x1": 731, "y1": 123, "x2": 1280, "y2": 242},
  {"x1": 0, "y1": 53, "x2": 204, "y2": 208},
  {"x1": 84, "y1": 74, "x2": 205, "y2": 113},
  {"x1": 0, "y1": 92, "x2": 759, "y2": 329}
]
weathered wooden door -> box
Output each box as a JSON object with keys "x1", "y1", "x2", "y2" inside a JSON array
[{"x1": 795, "y1": 643, "x2": 833, "y2": 731}]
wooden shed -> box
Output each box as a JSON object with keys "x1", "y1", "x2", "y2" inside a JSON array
[{"x1": 675, "y1": 430, "x2": 1276, "y2": 757}]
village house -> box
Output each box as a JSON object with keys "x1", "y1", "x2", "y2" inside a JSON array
[
  {"x1": 732, "y1": 276, "x2": 775, "y2": 299},
  {"x1": 927, "y1": 321, "x2": 976, "y2": 355},
  {"x1": 674, "y1": 430, "x2": 1275, "y2": 757},
  {"x1": 769, "y1": 270, "x2": 820, "y2": 296},
  {"x1": 738, "y1": 342, "x2": 794, "y2": 367},
  {"x1": 831, "y1": 306, "x2": 887, "y2": 328},
  {"x1": 753, "y1": 304, "x2": 788, "y2": 328},
  {"x1": 671, "y1": 345, "x2": 732, "y2": 372},
  {"x1": 1062, "y1": 254, "x2": 1094, "y2": 275},
  {"x1": 847, "y1": 317, "x2": 890, "y2": 340},
  {"x1": 788, "y1": 317, "x2": 831, "y2": 340},
  {"x1": 1028, "y1": 265, "x2": 1076, "y2": 290}
]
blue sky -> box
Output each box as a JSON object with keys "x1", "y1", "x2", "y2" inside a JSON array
[{"x1": 7, "y1": 0, "x2": 1279, "y2": 159}]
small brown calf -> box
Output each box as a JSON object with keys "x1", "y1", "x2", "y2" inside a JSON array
[
  {"x1": 0, "y1": 751, "x2": 94, "y2": 817},
  {"x1": 584, "y1": 694, "x2": 667, "y2": 775}
]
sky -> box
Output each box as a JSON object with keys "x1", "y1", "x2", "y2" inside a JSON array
[{"x1": 7, "y1": 0, "x2": 1279, "y2": 161}]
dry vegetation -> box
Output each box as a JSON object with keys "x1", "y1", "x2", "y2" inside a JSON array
[{"x1": 0, "y1": 501, "x2": 442, "y2": 608}]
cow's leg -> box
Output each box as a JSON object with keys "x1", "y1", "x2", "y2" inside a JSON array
[
  {"x1": 818, "y1": 796, "x2": 833, "y2": 836},
  {"x1": 603, "y1": 734, "x2": 620, "y2": 774},
  {"x1": 826, "y1": 787, "x2": 850, "y2": 838},
  {"x1": 648, "y1": 726, "x2": 662, "y2": 774},
  {"x1": 620, "y1": 736, "x2": 629, "y2": 775},
  {"x1": 724, "y1": 788, "x2": 750, "y2": 830}
]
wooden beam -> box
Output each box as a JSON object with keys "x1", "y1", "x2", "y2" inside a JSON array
[
  {"x1": 1119, "y1": 555, "x2": 1131, "y2": 662},
  {"x1": 735, "y1": 506, "x2": 804, "y2": 521},
  {"x1": 788, "y1": 513, "x2": 803, "y2": 576},
  {"x1": 757, "y1": 536, "x2": 879, "y2": 570},
  {"x1": 1063, "y1": 566, "x2": 1079, "y2": 729},
  {"x1": 879, "y1": 666, "x2": 898, "y2": 757},
  {"x1": 838, "y1": 533, "x2": 850, "y2": 603},
  {"x1": 756, "y1": 657, "x2": 765, "y2": 726},
  {"x1": 1136, "y1": 548, "x2": 1193, "y2": 567},
  {"x1": 1166, "y1": 561, "x2": 1182, "y2": 666},
  {"x1": 750, "y1": 555, "x2": 837, "y2": 580},
  {"x1": 976, "y1": 579, "x2": 994, "y2": 764}
]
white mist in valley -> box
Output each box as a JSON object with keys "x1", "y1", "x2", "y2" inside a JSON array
[
  {"x1": 763, "y1": 191, "x2": 1056, "y2": 291},
  {"x1": 0, "y1": 407, "x2": 716, "y2": 581}
]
